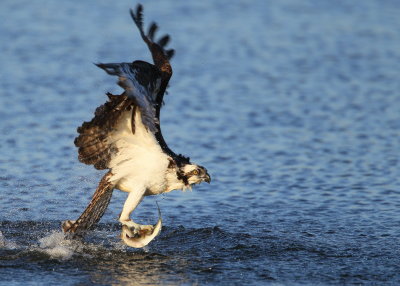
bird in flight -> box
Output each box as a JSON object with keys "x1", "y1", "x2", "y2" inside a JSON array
[{"x1": 62, "y1": 4, "x2": 210, "y2": 248}]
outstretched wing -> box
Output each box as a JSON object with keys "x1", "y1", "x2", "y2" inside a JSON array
[
  {"x1": 129, "y1": 4, "x2": 179, "y2": 159},
  {"x1": 130, "y1": 3, "x2": 174, "y2": 118},
  {"x1": 74, "y1": 93, "x2": 134, "y2": 170},
  {"x1": 96, "y1": 4, "x2": 174, "y2": 130},
  {"x1": 95, "y1": 61, "x2": 162, "y2": 133},
  {"x1": 75, "y1": 4, "x2": 178, "y2": 171}
]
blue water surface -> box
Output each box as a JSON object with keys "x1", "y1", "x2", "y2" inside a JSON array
[{"x1": 1, "y1": 0, "x2": 400, "y2": 285}]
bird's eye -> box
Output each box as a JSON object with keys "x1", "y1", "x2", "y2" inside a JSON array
[{"x1": 192, "y1": 169, "x2": 199, "y2": 176}]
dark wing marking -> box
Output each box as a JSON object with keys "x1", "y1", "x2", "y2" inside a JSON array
[
  {"x1": 97, "y1": 4, "x2": 174, "y2": 130},
  {"x1": 77, "y1": 5, "x2": 185, "y2": 170},
  {"x1": 74, "y1": 93, "x2": 133, "y2": 170},
  {"x1": 95, "y1": 61, "x2": 161, "y2": 133},
  {"x1": 129, "y1": 4, "x2": 186, "y2": 161},
  {"x1": 62, "y1": 172, "x2": 114, "y2": 238},
  {"x1": 130, "y1": 4, "x2": 173, "y2": 119}
]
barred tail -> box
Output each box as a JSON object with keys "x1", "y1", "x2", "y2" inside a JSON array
[{"x1": 62, "y1": 172, "x2": 114, "y2": 238}]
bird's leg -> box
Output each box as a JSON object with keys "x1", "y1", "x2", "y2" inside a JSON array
[
  {"x1": 120, "y1": 203, "x2": 163, "y2": 248},
  {"x1": 117, "y1": 187, "x2": 162, "y2": 248},
  {"x1": 118, "y1": 188, "x2": 153, "y2": 235}
]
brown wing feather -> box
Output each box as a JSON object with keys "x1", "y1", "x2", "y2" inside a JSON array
[
  {"x1": 130, "y1": 4, "x2": 173, "y2": 115},
  {"x1": 62, "y1": 172, "x2": 114, "y2": 238},
  {"x1": 74, "y1": 93, "x2": 134, "y2": 170}
]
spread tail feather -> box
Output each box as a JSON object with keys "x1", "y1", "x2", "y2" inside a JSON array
[{"x1": 63, "y1": 172, "x2": 114, "y2": 238}]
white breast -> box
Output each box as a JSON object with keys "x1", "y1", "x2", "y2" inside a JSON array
[{"x1": 107, "y1": 109, "x2": 169, "y2": 193}]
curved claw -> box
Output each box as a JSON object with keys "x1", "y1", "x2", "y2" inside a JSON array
[
  {"x1": 120, "y1": 204, "x2": 162, "y2": 248},
  {"x1": 62, "y1": 220, "x2": 76, "y2": 233}
]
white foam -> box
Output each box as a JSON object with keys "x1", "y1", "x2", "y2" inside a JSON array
[
  {"x1": 0, "y1": 231, "x2": 5, "y2": 248},
  {"x1": 0, "y1": 230, "x2": 18, "y2": 249},
  {"x1": 38, "y1": 231, "x2": 75, "y2": 260}
]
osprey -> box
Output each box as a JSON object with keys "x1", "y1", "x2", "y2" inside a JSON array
[{"x1": 62, "y1": 4, "x2": 210, "y2": 248}]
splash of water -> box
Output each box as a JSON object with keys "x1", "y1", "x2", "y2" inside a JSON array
[
  {"x1": 0, "y1": 230, "x2": 18, "y2": 249},
  {"x1": 0, "y1": 231, "x2": 5, "y2": 247},
  {"x1": 37, "y1": 231, "x2": 75, "y2": 260}
]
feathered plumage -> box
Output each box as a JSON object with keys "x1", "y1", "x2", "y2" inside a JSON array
[{"x1": 63, "y1": 4, "x2": 210, "y2": 247}]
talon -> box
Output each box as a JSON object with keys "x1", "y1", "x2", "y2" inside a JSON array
[
  {"x1": 62, "y1": 220, "x2": 76, "y2": 233},
  {"x1": 120, "y1": 205, "x2": 162, "y2": 248},
  {"x1": 120, "y1": 220, "x2": 141, "y2": 230},
  {"x1": 122, "y1": 225, "x2": 135, "y2": 238}
]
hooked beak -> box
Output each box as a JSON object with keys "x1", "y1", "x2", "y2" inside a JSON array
[{"x1": 203, "y1": 172, "x2": 211, "y2": 184}]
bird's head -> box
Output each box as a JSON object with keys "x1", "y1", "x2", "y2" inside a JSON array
[
  {"x1": 166, "y1": 157, "x2": 211, "y2": 192},
  {"x1": 181, "y1": 164, "x2": 211, "y2": 186}
]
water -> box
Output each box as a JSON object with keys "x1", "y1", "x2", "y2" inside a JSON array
[{"x1": 1, "y1": 0, "x2": 400, "y2": 285}]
